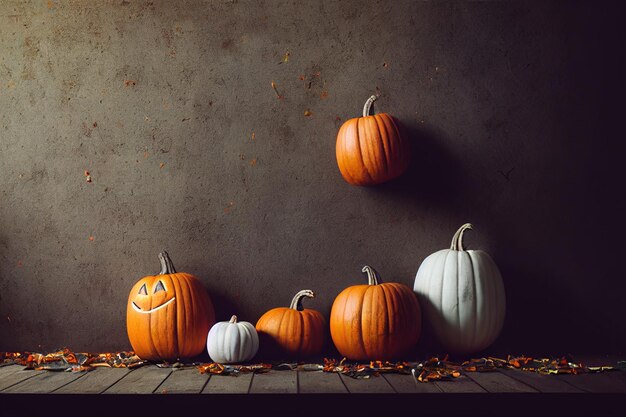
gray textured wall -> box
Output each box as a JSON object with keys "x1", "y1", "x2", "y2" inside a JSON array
[{"x1": 0, "y1": 0, "x2": 624, "y2": 354}]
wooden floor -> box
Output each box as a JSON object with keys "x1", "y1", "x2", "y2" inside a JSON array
[{"x1": 0, "y1": 361, "x2": 625, "y2": 394}]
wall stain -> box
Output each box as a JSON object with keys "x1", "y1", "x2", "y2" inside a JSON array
[{"x1": 21, "y1": 37, "x2": 40, "y2": 81}]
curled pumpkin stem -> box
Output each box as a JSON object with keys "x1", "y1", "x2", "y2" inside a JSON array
[
  {"x1": 450, "y1": 223, "x2": 473, "y2": 251},
  {"x1": 362, "y1": 265, "x2": 382, "y2": 285},
  {"x1": 289, "y1": 290, "x2": 315, "y2": 311},
  {"x1": 362, "y1": 95, "x2": 378, "y2": 117}
]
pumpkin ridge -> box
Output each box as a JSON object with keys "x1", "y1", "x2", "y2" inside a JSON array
[
  {"x1": 381, "y1": 284, "x2": 394, "y2": 339},
  {"x1": 184, "y1": 274, "x2": 203, "y2": 357},
  {"x1": 427, "y1": 251, "x2": 445, "y2": 340},
  {"x1": 485, "y1": 255, "x2": 497, "y2": 350},
  {"x1": 457, "y1": 251, "x2": 463, "y2": 349},
  {"x1": 231, "y1": 324, "x2": 240, "y2": 363},
  {"x1": 373, "y1": 115, "x2": 391, "y2": 177},
  {"x1": 379, "y1": 284, "x2": 393, "y2": 356},
  {"x1": 356, "y1": 118, "x2": 375, "y2": 184},
  {"x1": 381, "y1": 115, "x2": 397, "y2": 176},
  {"x1": 279, "y1": 309, "x2": 297, "y2": 354},
  {"x1": 364, "y1": 116, "x2": 385, "y2": 181},
  {"x1": 296, "y1": 310, "x2": 305, "y2": 355},
  {"x1": 384, "y1": 114, "x2": 406, "y2": 177},
  {"x1": 470, "y1": 251, "x2": 487, "y2": 349},
  {"x1": 489, "y1": 253, "x2": 502, "y2": 350},
  {"x1": 441, "y1": 250, "x2": 456, "y2": 348},
  {"x1": 338, "y1": 287, "x2": 352, "y2": 357},
  {"x1": 466, "y1": 251, "x2": 478, "y2": 351},
  {"x1": 236, "y1": 324, "x2": 245, "y2": 361},
  {"x1": 389, "y1": 283, "x2": 404, "y2": 344},
  {"x1": 275, "y1": 308, "x2": 289, "y2": 354},
  {"x1": 440, "y1": 251, "x2": 451, "y2": 340},
  {"x1": 173, "y1": 273, "x2": 188, "y2": 359},
  {"x1": 342, "y1": 119, "x2": 365, "y2": 185},
  {"x1": 336, "y1": 121, "x2": 355, "y2": 184},
  {"x1": 347, "y1": 119, "x2": 365, "y2": 185},
  {"x1": 361, "y1": 285, "x2": 375, "y2": 359},
  {"x1": 346, "y1": 286, "x2": 366, "y2": 359},
  {"x1": 341, "y1": 119, "x2": 363, "y2": 184},
  {"x1": 237, "y1": 323, "x2": 247, "y2": 361},
  {"x1": 386, "y1": 284, "x2": 402, "y2": 356}
]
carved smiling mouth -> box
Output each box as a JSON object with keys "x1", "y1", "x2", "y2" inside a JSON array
[{"x1": 132, "y1": 297, "x2": 176, "y2": 314}]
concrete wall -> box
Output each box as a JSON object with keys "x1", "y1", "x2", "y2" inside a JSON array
[{"x1": 0, "y1": 0, "x2": 623, "y2": 354}]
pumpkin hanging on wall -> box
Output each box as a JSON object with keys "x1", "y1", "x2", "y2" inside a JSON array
[
  {"x1": 413, "y1": 223, "x2": 506, "y2": 354},
  {"x1": 207, "y1": 315, "x2": 259, "y2": 364},
  {"x1": 255, "y1": 290, "x2": 325, "y2": 358},
  {"x1": 126, "y1": 251, "x2": 215, "y2": 361},
  {"x1": 335, "y1": 95, "x2": 410, "y2": 186},
  {"x1": 330, "y1": 266, "x2": 422, "y2": 361}
]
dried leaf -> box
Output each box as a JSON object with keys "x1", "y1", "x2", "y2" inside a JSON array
[{"x1": 271, "y1": 81, "x2": 283, "y2": 99}]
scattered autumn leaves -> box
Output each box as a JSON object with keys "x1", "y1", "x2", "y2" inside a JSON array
[
  {"x1": 2, "y1": 349, "x2": 623, "y2": 383},
  {"x1": 0, "y1": 349, "x2": 146, "y2": 372}
]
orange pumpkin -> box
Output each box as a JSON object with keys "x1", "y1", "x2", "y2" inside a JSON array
[
  {"x1": 336, "y1": 95, "x2": 410, "y2": 186},
  {"x1": 255, "y1": 290, "x2": 325, "y2": 358},
  {"x1": 330, "y1": 266, "x2": 421, "y2": 360},
  {"x1": 126, "y1": 251, "x2": 215, "y2": 361}
]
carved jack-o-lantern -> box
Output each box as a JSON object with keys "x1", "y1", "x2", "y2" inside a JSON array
[{"x1": 126, "y1": 251, "x2": 215, "y2": 361}]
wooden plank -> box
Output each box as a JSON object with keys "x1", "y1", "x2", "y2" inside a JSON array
[
  {"x1": 555, "y1": 373, "x2": 626, "y2": 393},
  {"x1": 55, "y1": 368, "x2": 131, "y2": 394},
  {"x1": 202, "y1": 373, "x2": 251, "y2": 394},
  {"x1": 249, "y1": 370, "x2": 297, "y2": 394},
  {"x1": 0, "y1": 365, "x2": 26, "y2": 384},
  {"x1": 0, "y1": 365, "x2": 24, "y2": 377},
  {"x1": 557, "y1": 355, "x2": 626, "y2": 393},
  {"x1": 298, "y1": 371, "x2": 348, "y2": 393},
  {"x1": 496, "y1": 368, "x2": 583, "y2": 393},
  {"x1": 464, "y1": 370, "x2": 538, "y2": 393},
  {"x1": 383, "y1": 373, "x2": 442, "y2": 393},
  {"x1": 0, "y1": 367, "x2": 40, "y2": 391},
  {"x1": 2, "y1": 370, "x2": 86, "y2": 393},
  {"x1": 434, "y1": 376, "x2": 487, "y2": 393},
  {"x1": 103, "y1": 365, "x2": 171, "y2": 394},
  {"x1": 339, "y1": 373, "x2": 394, "y2": 393},
  {"x1": 155, "y1": 368, "x2": 209, "y2": 394}
]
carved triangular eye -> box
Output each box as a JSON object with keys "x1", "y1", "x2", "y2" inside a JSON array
[
  {"x1": 138, "y1": 284, "x2": 148, "y2": 295},
  {"x1": 154, "y1": 281, "x2": 166, "y2": 293}
]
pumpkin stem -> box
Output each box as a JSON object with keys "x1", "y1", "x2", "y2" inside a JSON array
[
  {"x1": 229, "y1": 315, "x2": 238, "y2": 324},
  {"x1": 289, "y1": 290, "x2": 315, "y2": 311},
  {"x1": 362, "y1": 265, "x2": 382, "y2": 285},
  {"x1": 450, "y1": 223, "x2": 473, "y2": 251},
  {"x1": 362, "y1": 95, "x2": 378, "y2": 117},
  {"x1": 158, "y1": 251, "x2": 177, "y2": 274}
]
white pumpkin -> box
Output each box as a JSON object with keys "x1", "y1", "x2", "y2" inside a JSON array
[
  {"x1": 413, "y1": 223, "x2": 506, "y2": 354},
  {"x1": 207, "y1": 315, "x2": 259, "y2": 364}
]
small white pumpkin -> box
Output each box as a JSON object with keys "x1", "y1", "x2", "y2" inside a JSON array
[
  {"x1": 413, "y1": 223, "x2": 506, "y2": 354},
  {"x1": 207, "y1": 315, "x2": 259, "y2": 364}
]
